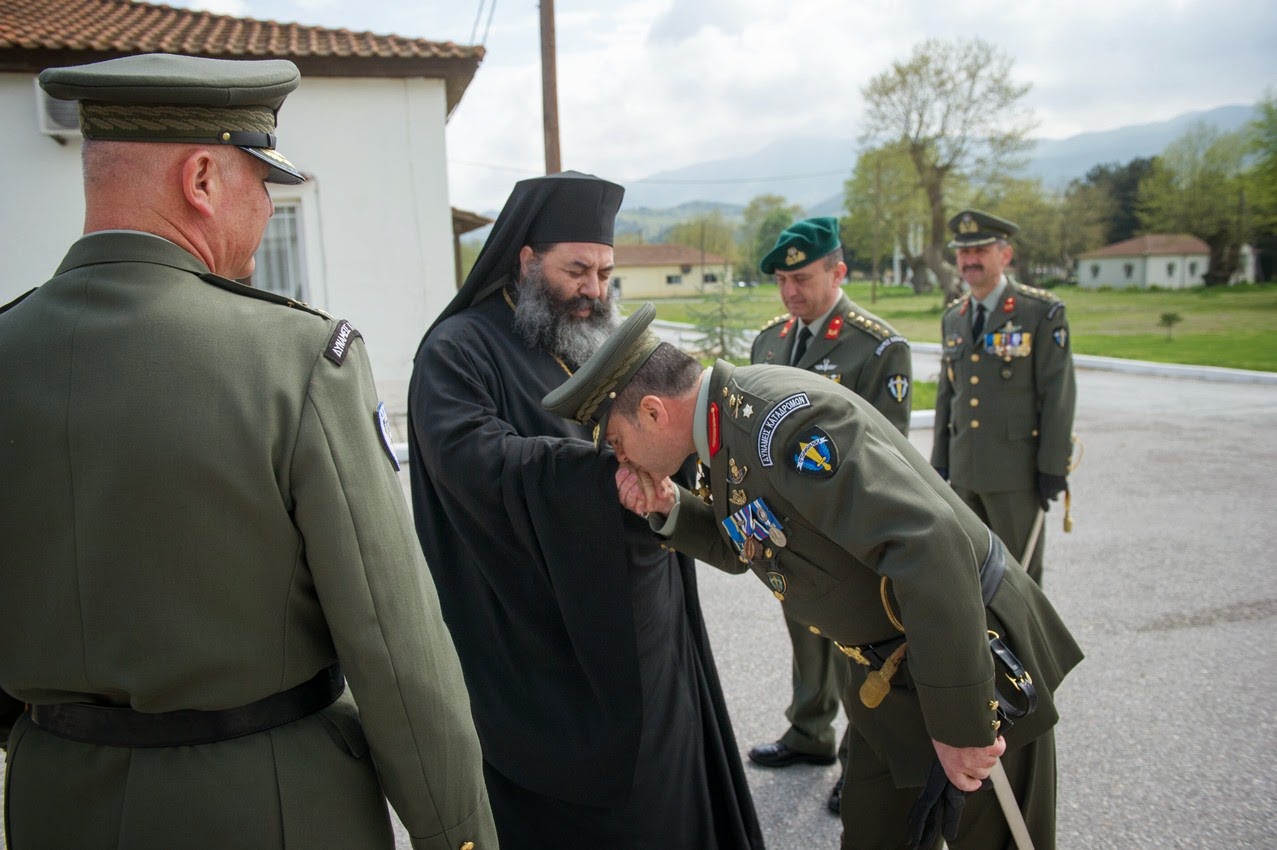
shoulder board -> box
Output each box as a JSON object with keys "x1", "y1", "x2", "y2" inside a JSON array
[
  {"x1": 198, "y1": 273, "x2": 333, "y2": 319},
  {"x1": 759, "y1": 313, "x2": 790, "y2": 332},
  {"x1": 944, "y1": 294, "x2": 966, "y2": 312},
  {"x1": 1016, "y1": 284, "x2": 1061, "y2": 304},
  {"x1": 844, "y1": 309, "x2": 893, "y2": 342},
  {"x1": 0, "y1": 287, "x2": 36, "y2": 316}
]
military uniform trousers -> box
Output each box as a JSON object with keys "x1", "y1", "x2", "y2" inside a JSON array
[
  {"x1": 839, "y1": 709, "x2": 1057, "y2": 850},
  {"x1": 4, "y1": 692, "x2": 397, "y2": 849},
  {"x1": 954, "y1": 486, "x2": 1046, "y2": 584},
  {"x1": 781, "y1": 617, "x2": 851, "y2": 761}
]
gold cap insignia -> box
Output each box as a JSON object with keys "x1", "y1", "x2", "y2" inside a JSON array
[
  {"x1": 959, "y1": 214, "x2": 979, "y2": 234},
  {"x1": 784, "y1": 246, "x2": 807, "y2": 266}
]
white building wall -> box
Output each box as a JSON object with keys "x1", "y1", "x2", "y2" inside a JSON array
[
  {"x1": 0, "y1": 72, "x2": 457, "y2": 422},
  {"x1": 0, "y1": 74, "x2": 88, "y2": 296}
]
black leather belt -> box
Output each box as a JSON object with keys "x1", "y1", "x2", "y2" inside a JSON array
[{"x1": 29, "y1": 665, "x2": 344, "y2": 748}]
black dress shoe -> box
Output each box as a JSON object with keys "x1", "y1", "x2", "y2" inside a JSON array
[
  {"x1": 747, "y1": 740, "x2": 837, "y2": 767},
  {"x1": 827, "y1": 776, "x2": 844, "y2": 814}
]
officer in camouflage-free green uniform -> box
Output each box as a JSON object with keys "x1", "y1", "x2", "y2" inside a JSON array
[
  {"x1": 931, "y1": 210, "x2": 1077, "y2": 584},
  {"x1": 747, "y1": 219, "x2": 912, "y2": 801},
  {"x1": 0, "y1": 54, "x2": 495, "y2": 850},
  {"x1": 543, "y1": 305, "x2": 1083, "y2": 849}
]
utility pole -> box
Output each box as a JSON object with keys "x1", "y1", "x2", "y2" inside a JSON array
[{"x1": 539, "y1": 0, "x2": 562, "y2": 174}]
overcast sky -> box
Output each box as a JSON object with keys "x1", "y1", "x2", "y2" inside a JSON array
[{"x1": 169, "y1": 0, "x2": 1275, "y2": 212}]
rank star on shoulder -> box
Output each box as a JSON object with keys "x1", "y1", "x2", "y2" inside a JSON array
[{"x1": 742, "y1": 403, "x2": 754, "y2": 418}]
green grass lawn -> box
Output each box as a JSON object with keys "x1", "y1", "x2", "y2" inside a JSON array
[{"x1": 646, "y1": 281, "x2": 1277, "y2": 373}]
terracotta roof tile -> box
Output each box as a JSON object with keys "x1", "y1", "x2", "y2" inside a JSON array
[
  {"x1": 0, "y1": 0, "x2": 482, "y2": 62},
  {"x1": 1078, "y1": 234, "x2": 1210, "y2": 259},
  {"x1": 614, "y1": 244, "x2": 729, "y2": 267}
]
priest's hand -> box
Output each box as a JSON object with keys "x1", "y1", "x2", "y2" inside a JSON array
[
  {"x1": 932, "y1": 735, "x2": 1005, "y2": 792},
  {"x1": 616, "y1": 463, "x2": 676, "y2": 517}
]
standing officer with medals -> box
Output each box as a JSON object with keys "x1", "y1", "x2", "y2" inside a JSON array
[
  {"x1": 0, "y1": 54, "x2": 495, "y2": 850},
  {"x1": 932, "y1": 210, "x2": 1077, "y2": 583},
  {"x1": 543, "y1": 305, "x2": 1082, "y2": 850},
  {"x1": 747, "y1": 218, "x2": 912, "y2": 815}
]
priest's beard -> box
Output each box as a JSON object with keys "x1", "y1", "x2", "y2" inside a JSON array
[{"x1": 513, "y1": 259, "x2": 620, "y2": 367}]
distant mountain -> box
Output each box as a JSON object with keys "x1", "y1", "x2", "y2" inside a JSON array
[{"x1": 618, "y1": 104, "x2": 1259, "y2": 217}]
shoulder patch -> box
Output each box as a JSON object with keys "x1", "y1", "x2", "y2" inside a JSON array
[
  {"x1": 324, "y1": 319, "x2": 363, "y2": 366},
  {"x1": 375, "y1": 401, "x2": 401, "y2": 471},
  {"x1": 0, "y1": 287, "x2": 36, "y2": 316},
  {"x1": 874, "y1": 334, "x2": 910, "y2": 357},
  {"x1": 758, "y1": 392, "x2": 811, "y2": 468},
  {"x1": 1047, "y1": 301, "x2": 1066, "y2": 320},
  {"x1": 790, "y1": 427, "x2": 839, "y2": 477}
]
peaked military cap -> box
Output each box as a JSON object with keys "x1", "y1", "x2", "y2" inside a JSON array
[
  {"x1": 39, "y1": 53, "x2": 305, "y2": 185},
  {"x1": 947, "y1": 209, "x2": 1019, "y2": 249},
  {"x1": 542, "y1": 303, "x2": 662, "y2": 448},
  {"x1": 760, "y1": 216, "x2": 841, "y2": 274}
]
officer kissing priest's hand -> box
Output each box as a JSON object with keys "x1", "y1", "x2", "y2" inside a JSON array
[{"x1": 544, "y1": 304, "x2": 1083, "y2": 850}]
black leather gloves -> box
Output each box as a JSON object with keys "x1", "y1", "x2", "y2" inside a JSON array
[
  {"x1": 904, "y1": 759, "x2": 967, "y2": 849},
  {"x1": 1037, "y1": 472, "x2": 1068, "y2": 510}
]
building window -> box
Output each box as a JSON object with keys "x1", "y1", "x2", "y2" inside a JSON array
[
  {"x1": 702, "y1": 273, "x2": 719, "y2": 283},
  {"x1": 253, "y1": 204, "x2": 305, "y2": 301},
  {"x1": 1123, "y1": 262, "x2": 1134, "y2": 280},
  {"x1": 1189, "y1": 261, "x2": 1199, "y2": 277},
  {"x1": 666, "y1": 274, "x2": 683, "y2": 285},
  {"x1": 1167, "y1": 262, "x2": 1176, "y2": 277},
  {"x1": 611, "y1": 276, "x2": 622, "y2": 296},
  {"x1": 1090, "y1": 264, "x2": 1100, "y2": 279}
]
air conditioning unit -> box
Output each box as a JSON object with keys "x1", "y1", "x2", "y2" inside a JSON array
[{"x1": 35, "y1": 79, "x2": 80, "y2": 138}]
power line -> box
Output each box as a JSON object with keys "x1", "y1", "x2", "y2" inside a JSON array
[
  {"x1": 469, "y1": 0, "x2": 499, "y2": 47},
  {"x1": 633, "y1": 170, "x2": 851, "y2": 185}
]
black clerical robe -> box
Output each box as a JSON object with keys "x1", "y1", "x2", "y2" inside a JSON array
[{"x1": 408, "y1": 287, "x2": 762, "y2": 849}]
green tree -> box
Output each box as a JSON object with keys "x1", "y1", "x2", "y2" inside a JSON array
[
  {"x1": 1244, "y1": 92, "x2": 1277, "y2": 279},
  {"x1": 1072, "y1": 158, "x2": 1155, "y2": 245},
  {"x1": 1139, "y1": 122, "x2": 1248, "y2": 285},
  {"x1": 739, "y1": 194, "x2": 803, "y2": 283},
  {"x1": 976, "y1": 177, "x2": 1108, "y2": 285},
  {"x1": 843, "y1": 143, "x2": 932, "y2": 295},
  {"x1": 686, "y1": 287, "x2": 751, "y2": 362},
  {"x1": 861, "y1": 37, "x2": 1036, "y2": 302}
]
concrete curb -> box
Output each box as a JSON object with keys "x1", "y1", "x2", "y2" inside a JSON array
[{"x1": 908, "y1": 342, "x2": 1277, "y2": 385}]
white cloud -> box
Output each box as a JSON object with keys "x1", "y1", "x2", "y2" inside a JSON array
[{"x1": 161, "y1": 0, "x2": 1277, "y2": 210}]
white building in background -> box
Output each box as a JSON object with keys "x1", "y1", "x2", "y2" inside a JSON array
[
  {"x1": 1076, "y1": 233, "x2": 1257, "y2": 289},
  {"x1": 1, "y1": 0, "x2": 486, "y2": 422}
]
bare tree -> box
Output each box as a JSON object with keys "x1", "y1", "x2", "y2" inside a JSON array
[{"x1": 861, "y1": 38, "x2": 1036, "y2": 301}]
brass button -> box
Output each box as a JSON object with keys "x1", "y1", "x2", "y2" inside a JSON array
[
  {"x1": 970, "y1": 376, "x2": 980, "y2": 385},
  {"x1": 460, "y1": 843, "x2": 475, "y2": 850},
  {"x1": 971, "y1": 419, "x2": 981, "y2": 429},
  {"x1": 969, "y1": 398, "x2": 979, "y2": 407},
  {"x1": 808, "y1": 625, "x2": 822, "y2": 635},
  {"x1": 970, "y1": 353, "x2": 980, "y2": 363},
  {"x1": 773, "y1": 591, "x2": 785, "y2": 602},
  {"x1": 1032, "y1": 429, "x2": 1040, "y2": 437}
]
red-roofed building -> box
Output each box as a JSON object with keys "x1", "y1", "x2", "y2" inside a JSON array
[
  {"x1": 1075, "y1": 234, "x2": 1255, "y2": 289},
  {"x1": 1, "y1": 0, "x2": 486, "y2": 422},
  {"x1": 612, "y1": 243, "x2": 734, "y2": 299}
]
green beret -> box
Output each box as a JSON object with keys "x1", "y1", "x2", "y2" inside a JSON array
[
  {"x1": 947, "y1": 209, "x2": 1019, "y2": 249},
  {"x1": 542, "y1": 303, "x2": 661, "y2": 448},
  {"x1": 39, "y1": 53, "x2": 304, "y2": 185},
  {"x1": 760, "y1": 216, "x2": 840, "y2": 274}
]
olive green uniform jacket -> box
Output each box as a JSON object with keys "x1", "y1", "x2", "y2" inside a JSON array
[
  {"x1": 0, "y1": 233, "x2": 496, "y2": 850},
  {"x1": 931, "y1": 279, "x2": 1076, "y2": 493},
  {"x1": 664, "y1": 363, "x2": 1082, "y2": 789},
  {"x1": 751, "y1": 293, "x2": 912, "y2": 435}
]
